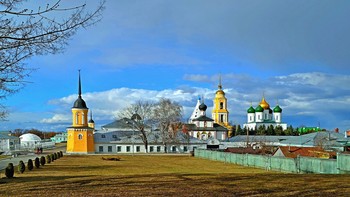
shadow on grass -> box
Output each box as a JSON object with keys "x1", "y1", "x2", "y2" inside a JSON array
[{"x1": 1, "y1": 173, "x2": 350, "y2": 196}]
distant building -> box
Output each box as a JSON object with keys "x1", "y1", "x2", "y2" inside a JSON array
[
  {"x1": 0, "y1": 133, "x2": 20, "y2": 151},
  {"x1": 243, "y1": 97, "x2": 288, "y2": 131},
  {"x1": 297, "y1": 127, "x2": 321, "y2": 134},
  {"x1": 346, "y1": 130, "x2": 350, "y2": 138},
  {"x1": 273, "y1": 146, "x2": 336, "y2": 159},
  {"x1": 225, "y1": 131, "x2": 350, "y2": 153},
  {"x1": 279, "y1": 131, "x2": 350, "y2": 152},
  {"x1": 19, "y1": 133, "x2": 41, "y2": 149},
  {"x1": 94, "y1": 129, "x2": 206, "y2": 154},
  {"x1": 185, "y1": 101, "x2": 228, "y2": 141},
  {"x1": 51, "y1": 132, "x2": 68, "y2": 143},
  {"x1": 224, "y1": 135, "x2": 296, "y2": 149}
]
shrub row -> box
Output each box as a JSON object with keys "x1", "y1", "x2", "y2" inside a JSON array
[{"x1": 4, "y1": 151, "x2": 63, "y2": 178}]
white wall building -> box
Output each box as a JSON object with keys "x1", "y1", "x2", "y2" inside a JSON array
[
  {"x1": 185, "y1": 102, "x2": 228, "y2": 141},
  {"x1": 243, "y1": 97, "x2": 287, "y2": 131},
  {"x1": 0, "y1": 133, "x2": 20, "y2": 151},
  {"x1": 19, "y1": 133, "x2": 42, "y2": 149}
]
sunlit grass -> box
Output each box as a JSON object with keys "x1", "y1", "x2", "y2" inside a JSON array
[
  {"x1": 0, "y1": 155, "x2": 10, "y2": 160},
  {"x1": 0, "y1": 155, "x2": 349, "y2": 196}
]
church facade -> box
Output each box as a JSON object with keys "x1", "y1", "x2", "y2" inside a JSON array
[
  {"x1": 186, "y1": 76, "x2": 232, "y2": 141},
  {"x1": 243, "y1": 97, "x2": 287, "y2": 131}
]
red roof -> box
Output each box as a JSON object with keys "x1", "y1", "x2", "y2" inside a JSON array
[
  {"x1": 274, "y1": 146, "x2": 336, "y2": 159},
  {"x1": 225, "y1": 147, "x2": 275, "y2": 155}
]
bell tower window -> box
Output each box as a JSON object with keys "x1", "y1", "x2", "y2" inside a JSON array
[
  {"x1": 220, "y1": 114, "x2": 224, "y2": 122},
  {"x1": 220, "y1": 102, "x2": 223, "y2": 109},
  {"x1": 75, "y1": 113, "x2": 79, "y2": 125}
]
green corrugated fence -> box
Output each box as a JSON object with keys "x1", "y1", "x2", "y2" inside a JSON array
[{"x1": 195, "y1": 149, "x2": 350, "y2": 174}]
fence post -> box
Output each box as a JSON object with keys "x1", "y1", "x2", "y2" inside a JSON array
[
  {"x1": 266, "y1": 155, "x2": 271, "y2": 171},
  {"x1": 296, "y1": 155, "x2": 300, "y2": 174},
  {"x1": 336, "y1": 152, "x2": 340, "y2": 174}
]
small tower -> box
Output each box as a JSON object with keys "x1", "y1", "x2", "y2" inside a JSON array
[
  {"x1": 247, "y1": 105, "x2": 255, "y2": 123},
  {"x1": 88, "y1": 110, "x2": 95, "y2": 131},
  {"x1": 212, "y1": 75, "x2": 229, "y2": 126},
  {"x1": 273, "y1": 105, "x2": 282, "y2": 123},
  {"x1": 66, "y1": 71, "x2": 95, "y2": 154},
  {"x1": 189, "y1": 96, "x2": 202, "y2": 123}
]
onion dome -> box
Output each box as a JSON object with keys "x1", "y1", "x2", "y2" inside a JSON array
[
  {"x1": 199, "y1": 103, "x2": 207, "y2": 111},
  {"x1": 73, "y1": 97, "x2": 87, "y2": 109},
  {"x1": 273, "y1": 105, "x2": 282, "y2": 113},
  {"x1": 255, "y1": 105, "x2": 264, "y2": 112},
  {"x1": 247, "y1": 106, "x2": 255, "y2": 113},
  {"x1": 259, "y1": 97, "x2": 270, "y2": 109}
]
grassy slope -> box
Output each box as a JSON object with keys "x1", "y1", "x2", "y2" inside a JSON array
[{"x1": 0, "y1": 155, "x2": 349, "y2": 196}]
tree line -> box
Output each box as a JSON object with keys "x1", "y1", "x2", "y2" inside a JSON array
[
  {"x1": 10, "y1": 128, "x2": 58, "y2": 139},
  {"x1": 232, "y1": 124, "x2": 298, "y2": 137}
]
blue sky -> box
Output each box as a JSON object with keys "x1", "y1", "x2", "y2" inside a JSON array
[{"x1": 2, "y1": 0, "x2": 350, "y2": 133}]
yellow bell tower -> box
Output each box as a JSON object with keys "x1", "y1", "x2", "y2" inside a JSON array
[
  {"x1": 66, "y1": 71, "x2": 95, "y2": 154},
  {"x1": 212, "y1": 75, "x2": 233, "y2": 136}
]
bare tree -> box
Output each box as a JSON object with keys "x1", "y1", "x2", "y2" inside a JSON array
[
  {"x1": 118, "y1": 100, "x2": 154, "y2": 153},
  {"x1": 0, "y1": 0, "x2": 105, "y2": 119},
  {"x1": 153, "y1": 98, "x2": 182, "y2": 153}
]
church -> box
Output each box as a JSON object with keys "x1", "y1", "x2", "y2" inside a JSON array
[
  {"x1": 186, "y1": 76, "x2": 233, "y2": 141},
  {"x1": 243, "y1": 97, "x2": 287, "y2": 131},
  {"x1": 66, "y1": 71, "x2": 95, "y2": 154}
]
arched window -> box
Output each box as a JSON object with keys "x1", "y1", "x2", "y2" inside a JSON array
[
  {"x1": 220, "y1": 102, "x2": 223, "y2": 109},
  {"x1": 78, "y1": 134, "x2": 83, "y2": 140},
  {"x1": 82, "y1": 112, "x2": 85, "y2": 124},
  {"x1": 75, "y1": 113, "x2": 79, "y2": 124}
]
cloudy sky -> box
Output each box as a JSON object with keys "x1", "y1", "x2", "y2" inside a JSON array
[{"x1": 2, "y1": 0, "x2": 350, "y2": 133}]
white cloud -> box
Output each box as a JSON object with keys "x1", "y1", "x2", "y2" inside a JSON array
[
  {"x1": 40, "y1": 114, "x2": 70, "y2": 124},
  {"x1": 11, "y1": 72, "x2": 350, "y2": 132}
]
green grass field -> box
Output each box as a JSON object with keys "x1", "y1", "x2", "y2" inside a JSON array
[{"x1": 1, "y1": 155, "x2": 349, "y2": 196}]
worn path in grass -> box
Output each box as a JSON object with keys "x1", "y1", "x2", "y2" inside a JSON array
[{"x1": 1, "y1": 155, "x2": 350, "y2": 196}]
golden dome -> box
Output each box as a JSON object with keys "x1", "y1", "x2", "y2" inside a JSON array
[{"x1": 259, "y1": 97, "x2": 270, "y2": 109}]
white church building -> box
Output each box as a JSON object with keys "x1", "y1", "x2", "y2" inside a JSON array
[{"x1": 243, "y1": 97, "x2": 287, "y2": 131}]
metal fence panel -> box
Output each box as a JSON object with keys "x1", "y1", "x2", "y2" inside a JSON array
[
  {"x1": 270, "y1": 156, "x2": 297, "y2": 173},
  {"x1": 194, "y1": 149, "x2": 349, "y2": 174},
  {"x1": 338, "y1": 154, "x2": 350, "y2": 172}
]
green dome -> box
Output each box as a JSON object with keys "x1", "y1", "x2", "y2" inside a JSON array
[
  {"x1": 273, "y1": 105, "x2": 282, "y2": 113},
  {"x1": 255, "y1": 105, "x2": 264, "y2": 112},
  {"x1": 247, "y1": 106, "x2": 255, "y2": 113}
]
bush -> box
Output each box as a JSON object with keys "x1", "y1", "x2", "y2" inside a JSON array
[
  {"x1": 51, "y1": 153, "x2": 55, "y2": 161},
  {"x1": 56, "y1": 152, "x2": 60, "y2": 159},
  {"x1": 40, "y1": 156, "x2": 46, "y2": 166},
  {"x1": 34, "y1": 157, "x2": 40, "y2": 168},
  {"x1": 18, "y1": 160, "x2": 25, "y2": 174},
  {"x1": 5, "y1": 163, "x2": 14, "y2": 178},
  {"x1": 54, "y1": 152, "x2": 58, "y2": 160},
  {"x1": 46, "y1": 155, "x2": 51, "y2": 164},
  {"x1": 27, "y1": 159, "x2": 33, "y2": 171},
  {"x1": 60, "y1": 151, "x2": 63, "y2": 157}
]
